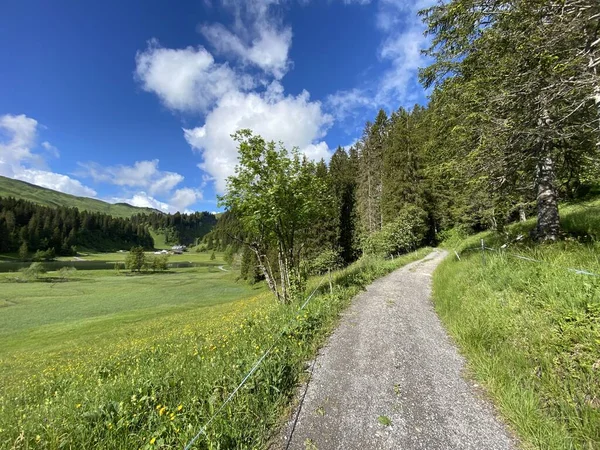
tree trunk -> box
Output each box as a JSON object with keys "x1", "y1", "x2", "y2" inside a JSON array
[
  {"x1": 250, "y1": 246, "x2": 280, "y2": 302},
  {"x1": 518, "y1": 206, "x2": 527, "y2": 222},
  {"x1": 535, "y1": 155, "x2": 560, "y2": 241}
]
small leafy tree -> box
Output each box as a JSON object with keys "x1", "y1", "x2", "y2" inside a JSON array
[
  {"x1": 210, "y1": 251, "x2": 216, "y2": 261},
  {"x1": 19, "y1": 262, "x2": 46, "y2": 281},
  {"x1": 33, "y1": 248, "x2": 56, "y2": 262},
  {"x1": 18, "y1": 242, "x2": 28, "y2": 261},
  {"x1": 149, "y1": 254, "x2": 169, "y2": 272},
  {"x1": 219, "y1": 130, "x2": 328, "y2": 303},
  {"x1": 125, "y1": 246, "x2": 146, "y2": 272},
  {"x1": 58, "y1": 266, "x2": 77, "y2": 281}
]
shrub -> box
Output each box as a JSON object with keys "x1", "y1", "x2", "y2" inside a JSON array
[
  {"x1": 32, "y1": 248, "x2": 56, "y2": 262},
  {"x1": 58, "y1": 266, "x2": 77, "y2": 281},
  {"x1": 363, "y1": 206, "x2": 428, "y2": 257},
  {"x1": 19, "y1": 262, "x2": 46, "y2": 281},
  {"x1": 125, "y1": 247, "x2": 146, "y2": 272},
  {"x1": 148, "y1": 254, "x2": 169, "y2": 272}
]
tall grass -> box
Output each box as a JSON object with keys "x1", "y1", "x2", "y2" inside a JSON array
[
  {"x1": 434, "y1": 201, "x2": 600, "y2": 449},
  {"x1": 0, "y1": 249, "x2": 429, "y2": 449}
]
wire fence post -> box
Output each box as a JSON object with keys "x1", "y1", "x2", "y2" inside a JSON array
[
  {"x1": 328, "y1": 267, "x2": 333, "y2": 295},
  {"x1": 481, "y1": 239, "x2": 486, "y2": 266}
]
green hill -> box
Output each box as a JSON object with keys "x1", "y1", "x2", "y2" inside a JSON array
[{"x1": 0, "y1": 176, "x2": 160, "y2": 218}]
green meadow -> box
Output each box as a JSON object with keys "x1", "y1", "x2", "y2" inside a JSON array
[{"x1": 0, "y1": 246, "x2": 429, "y2": 449}]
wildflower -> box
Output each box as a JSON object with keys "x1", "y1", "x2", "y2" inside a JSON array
[
  {"x1": 76, "y1": 403, "x2": 81, "y2": 408},
  {"x1": 150, "y1": 437, "x2": 156, "y2": 445},
  {"x1": 177, "y1": 404, "x2": 183, "y2": 411}
]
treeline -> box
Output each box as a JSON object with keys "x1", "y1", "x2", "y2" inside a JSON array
[
  {"x1": 209, "y1": 0, "x2": 599, "y2": 288},
  {"x1": 135, "y1": 211, "x2": 217, "y2": 246},
  {"x1": 0, "y1": 197, "x2": 154, "y2": 255}
]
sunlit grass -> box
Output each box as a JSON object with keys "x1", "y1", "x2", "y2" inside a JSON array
[
  {"x1": 434, "y1": 201, "x2": 600, "y2": 449},
  {"x1": 0, "y1": 248, "x2": 430, "y2": 449}
]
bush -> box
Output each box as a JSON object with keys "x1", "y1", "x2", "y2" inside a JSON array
[
  {"x1": 58, "y1": 266, "x2": 77, "y2": 281},
  {"x1": 148, "y1": 254, "x2": 169, "y2": 272},
  {"x1": 362, "y1": 206, "x2": 428, "y2": 257},
  {"x1": 32, "y1": 248, "x2": 56, "y2": 262},
  {"x1": 306, "y1": 249, "x2": 342, "y2": 275},
  {"x1": 19, "y1": 262, "x2": 46, "y2": 281},
  {"x1": 125, "y1": 247, "x2": 146, "y2": 272}
]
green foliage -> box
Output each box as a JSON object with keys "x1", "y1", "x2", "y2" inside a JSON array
[
  {"x1": 362, "y1": 206, "x2": 428, "y2": 257},
  {"x1": 148, "y1": 254, "x2": 169, "y2": 272},
  {"x1": 58, "y1": 266, "x2": 77, "y2": 281},
  {"x1": 125, "y1": 247, "x2": 146, "y2": 272},
  {"x1": 224, "y1": 245, "x2": 235, "y2": 266},
  {"x1": 19, "y1": 262, "x2": 46, "y2": 281},
  {"x1": 219, "y1": 129, "x2": 330, "y2": 303},
  {"x1": 32, "y1": 247, "x2": 56, "y2": 262},
  {"x1": 18, "y1": 241, "x2": 28, "y2": 261},
  {"x1": 210, "y1": 251, "x2": 216, "y2": 261},
  {"x1": 305, "y1": 249, "x2": 342, "y2": 276}
]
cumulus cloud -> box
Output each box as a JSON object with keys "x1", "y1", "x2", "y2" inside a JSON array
[
  {"x1": 110, "y1": 188, "x2": 202, "y2": 214},
  {"x1": 200, "y1": 22, "x2": 291, "y2": 79},
  {"x1": 78, "y1": 159, "x2": 185, "y2": 196},
  {"x1": 170, "y1": 188, "x2": 203, "y2": 212},
  {"x1": 15, "y1": 169, "x2": 97, "y2": 197},
  {"x1": 184, "y1": 84, "x2": 333, "y2": 192},
  {"x1": 135, "y1": 39, "x2": 252, "y2": 113},
  {"x1": 0, "y1": 113, "x2": 97, "y2": 197},
  {"x1": 199, "y1": 0, "x2": 292, "y2": 79},
  {"x1": 111, "y1": 192, "x2": 171, "y2": 213}
]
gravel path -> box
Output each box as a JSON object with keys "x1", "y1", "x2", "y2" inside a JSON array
[{"x1": 279, "y1": 250, "x2": 516, "y2": 450}]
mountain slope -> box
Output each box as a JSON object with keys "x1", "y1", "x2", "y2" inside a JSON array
[{"x1": 0, "y1": 176, "x2": 160, "y2": 218}]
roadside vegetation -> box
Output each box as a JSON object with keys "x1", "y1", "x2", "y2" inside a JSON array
[
  {"x1": 434, "y1": 200, "x2": 600, "y2": 449},
  {"x1": 0, "y1": 249, "x2": 428, "y2": 449}
]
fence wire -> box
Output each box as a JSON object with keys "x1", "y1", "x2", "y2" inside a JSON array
[{"x1": 183, "y1": 274, "x2": 328, "y2": 450}]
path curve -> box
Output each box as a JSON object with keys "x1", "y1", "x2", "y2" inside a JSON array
[{"x1": 279, "y1": 250, "x2": 516, "y2": 450}]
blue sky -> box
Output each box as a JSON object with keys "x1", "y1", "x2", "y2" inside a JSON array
[{"x1": 0, "y1": 0, "x2": 431, "y2": 213}]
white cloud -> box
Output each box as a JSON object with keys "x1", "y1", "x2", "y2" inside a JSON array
[
  {"x1": 326, "y1": 88, "x2": 374, "y2": 120},
  {"x1": 14, "y1": 169, "x2": 97, "y2": 197},
  {"x1": 79, "y1": 159, "x2": 185, "y2": 196},
  {"x1": 0, "y1": 113, "x2": 97, "y2": 198},
  {"x1": 112, "y1": 192, "x2": 171, "y2": 213},
  {"x1": 199, "y1": 0, "x2": 292, "y2": 79},
  {"x1": 200, "y1": 22, "x2": 291, "y2": 79},
  {"x1": 41, "y1": 141, "x2": 60, "y2": 158},
  {"x1": 0, "y1": 114, "x2": 38, "y2": 163},
  {"x1": 326, "y1": 0, "x2": 435, "y2": 121},
  {"x1": 170, "y1": 188, "x2": 203, "y2": 212},
  {"x1": 134, "y1": 39, "x2": 250, "y2": 113},
  {"x1": 110, "y1": 188, "x2": 202, "y2": 214},
  {"x1": 184, "y1": 83, "x2": 332, "y2": 192}
]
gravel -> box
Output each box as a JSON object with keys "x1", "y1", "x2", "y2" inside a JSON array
[{"x1": 278, "y1": 250, "x2": 517, "y2": 450}]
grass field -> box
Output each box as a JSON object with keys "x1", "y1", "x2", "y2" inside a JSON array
[
  {"x1": 0, "y1": 245, "x2": 430, "y2": 449},
  {"x1": 55, "y1": 250, "x2": 220, "y2": 264},
  {"x1": 434, "y1": 200, "x2": 600, "y2": 449},
  {"x1": 0, "y1": 175, "x2": 157, "y2": 218}
]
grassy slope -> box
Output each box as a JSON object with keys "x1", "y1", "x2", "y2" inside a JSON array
[
  {"x1": 0, "y1": 249, "x2": 430, "y2": 449},
  {"x1": 0, "y1": 175, "x2": 158, "y2": 218},
  {"x1": 434, "y1": 201, "x2": 600, "y2": 449}
]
